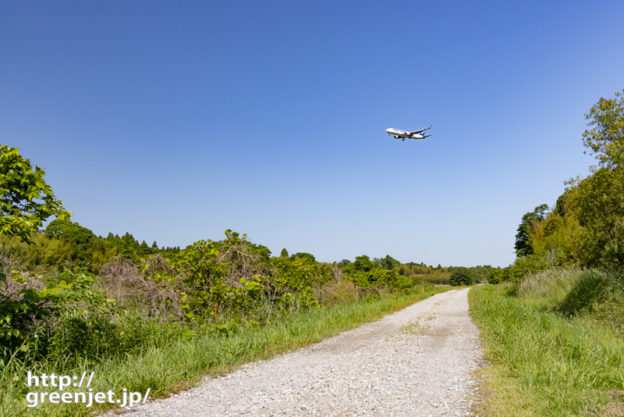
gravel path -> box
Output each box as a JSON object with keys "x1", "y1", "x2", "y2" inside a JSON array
[{"x1": 110, "y1": 288, "x2": 482, "y2": 417}]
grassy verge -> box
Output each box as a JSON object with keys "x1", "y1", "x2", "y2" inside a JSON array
[
  {"x1": 2, "y1": 285, "x2": 448, "y2": 417},
  {"x1": 469, "y1": 280, "x2": 624, "y2": 417}
]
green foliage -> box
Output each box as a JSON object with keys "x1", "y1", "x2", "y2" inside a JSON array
[
  {"x1": 0, "y1": 145, "x2": 70, "y2": 241},
  {"x1": 470, "y1": 283, "x2": 624, "y2": 417},
  {"x1": 273, "y1": 254, "x2": 333, "y2": 309},
  {"x1": 290, "y1": 252, "x2": 316, "y2": 263},
  {"x1": 0, "y1": 275, "x2": 55, "y2": 366},
  {"x1": 178, "y1": 230, "x2": 286, "y2": 319},
  {"x1": 567, "y1": 167, "x2": 624, "y2": 267},
  {"x1": 46, "y1": 219, "x2": 98, "y2": 268},
  {"x1": 0, "y1": 144, "x2": 463, "y2": 417},
  {"x1": 487, "y1": 268, "x2": 503, "y2": 284},
  {"x1": 342, "y1": 255, "x2": 405, "y2": 289},
  {"x1": 0, "y1": 233, "x2": 72, "y2": 275},
  {"x1": 512, "y1": 90, "x2": 624, "y2": 271},
  {"x1": 582, "y1": 88, "x2": 624, "y2": 169},
  {"x1": 515, "y1": 204, "x2": 549, "y2": 258},
  {"x1": 449, "y1": 267, "x2": 474, "y2": 285},
  {"x1": 1, "y1": 286, "x2": 448, "y2": 417},
  {"x1": 523, "y1": 165, "x2": 624, "y2": 270},
  {"x1": 498, "y1": 255, "x2": 550, "y2": 283},
  {"x1": 529, "y1": 209, "x2": 584, "y2": 266},
  {"x1": 375, "y1": 254, "x2": 400, "y2": 270},
  {"x1": 0, "y1": 270, "x2": 121, "y2": 366},
  {"x1": 395, "y1": 261, "x2": 453, "y2": 284}
]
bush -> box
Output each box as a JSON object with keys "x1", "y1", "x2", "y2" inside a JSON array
[
  {"x1": 0, "y1": 273, "x2": 54, "y2": 366},
  {"x1": 449, "y1": 268, "x2": 474, "y2": 286}
]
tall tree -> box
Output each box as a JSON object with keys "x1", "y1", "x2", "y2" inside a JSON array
[
  {"x1": 582, "y1": 89, "x2": 624, "y2": 169},
  {"x1": 515, "y1": 204, "x2": 549, "y2": 258},
  {"x1": 0, "y1": 145, "x2": 69, "y2": 241}
]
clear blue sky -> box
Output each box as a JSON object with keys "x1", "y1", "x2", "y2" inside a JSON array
[{"x1": 2, "y1": 1, "x2": 624, "y2": 266}]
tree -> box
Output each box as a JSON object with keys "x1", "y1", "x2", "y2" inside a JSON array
[
  {"x1": 337, "y1": 259, "x2": 351, "y2": 267},
  {"x1": 352, "y1": 255, "x2": 375, "y2": 272},
  {"x1": 377, "y1": 255, "x2": 400, "y2": 270},
  {"x1": 564, "y1": 90, "x2": 624, "y2": 267},
  {"x1": 582, "y1": 89, "x2": 624, "y2": 169},
  {"x1": 449, "y1": 268, "x2": 474, "y2": 286},
  {"x1": 567, "y1": 167, "x2": 624, "y2": 267},
  {"x1": 280, "y1": 248, "x2": 289, "y2": 257},
  {"x1": 0, "y1": 145, "x2": 70, "y2": 241},
  {"x1": 45, "y1": 219, "x2": 96, "y2": 267},
  {"x1": 515, "y1": 204, "x2": 549, "y2": 258},
  {"x1": 291, "y1": 252, "x2": 315, "y2": 263}
]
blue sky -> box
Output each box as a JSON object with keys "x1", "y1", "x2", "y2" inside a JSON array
[{"x1": 2, "y1": 1, "x2": 623, "y2": 266}]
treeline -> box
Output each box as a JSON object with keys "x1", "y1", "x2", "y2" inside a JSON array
[
  {"x1": 0, "y1": 218, "x2": 459, "y2": 370},
  {"x1": 0, "y1": 222, "x2": 494, "y2": 370},
  {"x1": 469, "y1": 89, "x2": 624, "y2": 417},
  {"x1": 342, "y1": 255, "x2": 495, "y2": 285},
  {"x1": 498, "y1": 89, "x2": 624, "y2": 280},
  {"x1": 0, "y1": 219, "x2": 180, "y2": 275}
]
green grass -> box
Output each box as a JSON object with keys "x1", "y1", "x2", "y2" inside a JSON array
[
  {"x1": 517, "y1": 268, "x2": 624, "y2": 337},
  {"x1": 1, "y1": 286, "x2": 448, "y2": 417},
  {"x1": 470, "y1": 281, "x2": 624, "y2": 417}
]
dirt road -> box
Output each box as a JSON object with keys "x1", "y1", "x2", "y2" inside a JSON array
[{"x1": 112, "y1": 288, "x2": 482, "y2": 416}]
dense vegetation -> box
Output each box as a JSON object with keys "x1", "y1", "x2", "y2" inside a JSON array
[
  {"x1": 505, "y1": 89, "x2": 624, "y2": 276},
  {"x1": 0, "y1": 216, "x2": 484, "y2": 372},
  {"x1": 471, "y1": 89, "x2": 624, "y2": 416},
  {"x1": 471, "y1": 274, "x2": 624, "y2": 417},
  {"x1": 0, "y1": 144, "x2": 479, "y2": 415}
]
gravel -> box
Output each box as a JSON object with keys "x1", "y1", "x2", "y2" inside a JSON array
[{"x1": 106, "y1": 288, "x2": 483, "y2": 417}]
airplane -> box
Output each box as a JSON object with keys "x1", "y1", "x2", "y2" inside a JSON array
[{"x1": 386, "y1": 126, "x2": 432, "y2": 141}]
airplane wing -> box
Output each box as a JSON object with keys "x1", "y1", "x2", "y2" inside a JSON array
[{"x1": 408, "y1": 125, "x2": 431, "y2": 135}]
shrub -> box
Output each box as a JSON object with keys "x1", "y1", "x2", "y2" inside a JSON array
[
  {"x1": 97, "y1": 257, "x2": 181, "y2": 320},
  {"x1": 449, "y1": 268, "x2": 474, "y2": 286}
]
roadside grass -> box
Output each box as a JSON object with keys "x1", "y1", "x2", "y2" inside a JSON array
[
  {"x1": 2, "y1": 285, "x2": 449, "y2": 417},
  {"x1": 517, "y1": 268, "x2": 624, "y2": 337},
  {"x1": 470, "y1": 282, "x2": 624, "y2": 417}
]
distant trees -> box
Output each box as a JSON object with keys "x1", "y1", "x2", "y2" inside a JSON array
[
  {"x1": 375, "y1": 255, "x2": 400, "y2": 270},
  {"x1": 45, "y1": 219, "x2": 97, "y2": 268},
  {"x1": 291, "y1": 252, "x2": 316, "y2": 263},
  {"x1": 0, "y1": 145, "x2": 70, "y2": 242},
  {"x1": 449, "y1": 268, "x2": 474, "y2": 286},
  {"x1": 341, "y1": 255, "x2": 411, "y2": 289}
]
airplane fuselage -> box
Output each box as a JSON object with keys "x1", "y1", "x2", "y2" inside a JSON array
[{"x1": 385, "y1": 127, "x2": 430, "y2": 140}]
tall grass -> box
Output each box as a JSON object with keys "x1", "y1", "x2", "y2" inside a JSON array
[
  {"x1": 517, "y1": 268, "x2": 624, "y2": 336},
  {"x1": 1, "y1": 286, "x2": 447, "y2": 417},
  {"x1": 515, "y1": 268, "x2": 585, "y2": 308},
  {"x1": 470, "y1": 281, "x2": 624, "y2": 417}
]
